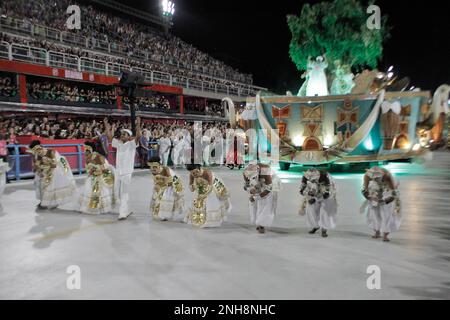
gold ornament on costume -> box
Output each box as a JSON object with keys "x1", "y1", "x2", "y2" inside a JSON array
[
  {"x1": 86, "y1": 163, "x2": 102, "y2": 209},
  {"x1": 194, "y1": 177, "x2": 212, "y2": 196},
  {"x1": 102, "y1": 169, "x2": 115, "y2": 187},
  {"x1": 151, "y1": 174, "x2": 170, "y2": 217},
  {"x1": 213, "y1": 178, "x2": 228, "y2": 199},
  {"x1": 60, "y1": 157, "x2": 70, "y2": 174},
  {"x1": 172, "y1": 175, "x2": 183, "y2": 194},
  {"x1": 190, "y1": 203, "x2": 206, "y2": 227},
  {"x1": 188, "y1": 177, "x2": 211, "y2": 227},
  {"x1": 39, "y1": 155, "x2": 56, "y2": 188}
]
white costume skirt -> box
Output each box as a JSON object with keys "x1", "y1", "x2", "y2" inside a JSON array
[
  {"x1": 366, "y1": 202, "x2": 401, "y2": 233},
  {"x1": 304, "y1": 198, "x2": 337, "y2": 229},
  {"x1": 79, "y1": 168, "x2": 117, "y2": 215},
  {"x1": 151, "y1": 185, "x2": 185, "y2": 221},
  {"x1": 249, "y1": 191, "x2": 277, "y2": 227},
  {"x1": 185, "y1": 191, "x2": 229, "y2": 228},
  {"x1": 35, "y1": 161, "x2": 76, "y2": 208}
]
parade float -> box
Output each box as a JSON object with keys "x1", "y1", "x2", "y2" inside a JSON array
[{"x1": 225, "y1": 0, "x2": 449, "y2": 170}]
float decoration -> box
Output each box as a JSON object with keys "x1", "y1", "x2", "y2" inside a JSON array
[
  {"x1": 337, "y1": 99, "x2": 359, "y2": 143},
  {"x1": 287, "y1": 0, "x2": 389, "y2": 96},
  {"x1": 272, "y1": 105, "x2": 291, "y2": 137}
]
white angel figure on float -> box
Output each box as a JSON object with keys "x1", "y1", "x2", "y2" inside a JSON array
[{"x1": 305, "y1": 55, "x2": 329, "y2": 97}]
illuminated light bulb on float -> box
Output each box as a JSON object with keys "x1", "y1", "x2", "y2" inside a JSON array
[
  {"x1": 363, "y1": 135, "x2": 375, "y2": 151},
  {"x1": 293, "y1": 135, "x2": 305, "y2": 147},
  {"x1": 323, "y1": 134, "x2": 335, "y2": 148}
]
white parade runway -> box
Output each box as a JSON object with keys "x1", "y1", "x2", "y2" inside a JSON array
[{"x1": 1, "y1": 153, "x2": 449, "y2": 300}]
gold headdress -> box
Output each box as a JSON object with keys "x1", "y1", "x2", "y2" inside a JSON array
[
  {"x1": 26, "y1": 144, "x2": 44, "y2": 155},
  {"x1": 84, "y1": 144, "x2": 94, "y2": 153}
]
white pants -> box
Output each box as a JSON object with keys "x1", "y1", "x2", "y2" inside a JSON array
[
  {"x1": 160, "y1": 150, "x2": 170, "y2": 166},
  {"x1": 249, "y1": 192, "x2": 277, "y2": 227},
  {"x1": 367, "y1": 202, "x2": 401, "y2": 234},
  {"x1": 117, "y1": 173, "x2": 132, "y2": 218},
  {"x1": 203, "y1": 147, "x2": 210, "y2": 166},
  {"x1": 173, "y1": 147, "x2": 184, "y2": 167},
  {"x1": 305, "y1": 199, "x2": 337, "y2": 230}
]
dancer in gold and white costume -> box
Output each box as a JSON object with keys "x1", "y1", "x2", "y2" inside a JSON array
[
  {"x1": 148, "y1": 156, "x2": 185, "y2": 221},
  {"x1": 79, "y1": 142, "x2": 117, "y2": 214},
  {"x1": 243, "y1": 163, "x2": 280, "y2": 234},
  {"x1": 28, "y1": 140, "x2": 76, "y2": 209},
  {"x1": 361, "y1": 166, "x2": 401, "y2": 242},
  {"x1": 185, "y1": 164, "x2": 231, "y2": 228}
]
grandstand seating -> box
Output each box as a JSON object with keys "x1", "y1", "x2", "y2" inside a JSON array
[{"x1": 0, "y1": 0, "x2": 265, "y2": 97}]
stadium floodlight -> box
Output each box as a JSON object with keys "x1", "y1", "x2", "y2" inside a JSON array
[{"x1": 162, "y1": 0, "x2": 175, "y2": 17}]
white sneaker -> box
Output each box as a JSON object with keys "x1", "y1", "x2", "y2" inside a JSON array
[{"x1": 118, "y1": 211, "x2": 134, "y2": 221}]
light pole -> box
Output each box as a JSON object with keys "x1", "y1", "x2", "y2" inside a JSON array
[{"x1": 161, "y1": 0, "x2": 175, "y2": 35}]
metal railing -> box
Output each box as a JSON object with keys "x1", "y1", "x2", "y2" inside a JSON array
[
  {"x1": 48, "y1": 51, "x2": 79, "y2": 70},
  {"x1": 0, "y1": 15, "x2": 258, "y2": 87},
  {"x1": 5, "y1": 142, "x2": 159, "y2": 181},
  {"x1": 0, "y1": 40, "x2": 262, "y2": 97}
]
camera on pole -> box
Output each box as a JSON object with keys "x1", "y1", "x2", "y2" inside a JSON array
[{"x1": 117, "y1": 71, "x2": 145, "y2": 135}]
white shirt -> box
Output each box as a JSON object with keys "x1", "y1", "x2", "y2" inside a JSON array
[{"x1": 112, "y1": 138, "x2": 137, "y2": 176}]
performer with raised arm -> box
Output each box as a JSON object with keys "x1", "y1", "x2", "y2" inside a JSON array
[
  {"x1": 104, "y1": 118, "x2": 141, "y2": 220},
  {"x1": 148, "y1": 156, "x2": 184, "y2": 221},
  {"x1": 298, "y1": 168, "x2": 337, "y2": 238},
  {"x1": 79, "y1": 142, "x2": 117, "y2": 214},
  {"x1": 361, "y1": 166, "x2": 401, "y2": 242},
  {"x1": 243, "y1": 162, "x2": 280, "y2": 234},
  {"x1": 27, "y1": 140, "x2": 76, "y2": 210},
  {"x1": 185, "y1": 164, "x2": 231, "y2": 228}
]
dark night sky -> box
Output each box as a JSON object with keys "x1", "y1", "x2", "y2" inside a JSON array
[{"x1": 123, "y1": 0, "x2": 449, "y2": 94}]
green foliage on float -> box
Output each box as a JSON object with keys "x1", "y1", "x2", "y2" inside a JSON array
[{"x1": 287, "y1": 0, "x2": 390, "y2": 73}]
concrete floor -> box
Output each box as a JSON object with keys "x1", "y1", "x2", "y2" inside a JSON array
[{"x1": 1, "y1": 152, "x2": 449, "y2": 300}]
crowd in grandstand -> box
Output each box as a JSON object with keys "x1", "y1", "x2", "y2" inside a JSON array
[
  {"x1": 28, "y1": 81, "x2": 116, "y2": 105},
  {"x1": 124, "y1": 95, "x2": 172, "y2": 111},
  {"x1": 1, "y1": 72, "x2": 225, "y2": 114},
  {"x1": 0, "y1": 116, "x2": 230, "y2": 142},
  {"x1": 0, "y1": 76, "x2": 17, "y2": 97},
  {"x1": 0, "y1": 0, "x2": 253, "y2": 86}
]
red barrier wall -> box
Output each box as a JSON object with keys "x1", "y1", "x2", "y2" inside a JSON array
[{"x1": 17, "y1": 135, "x2": 86, "y2": 170}]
